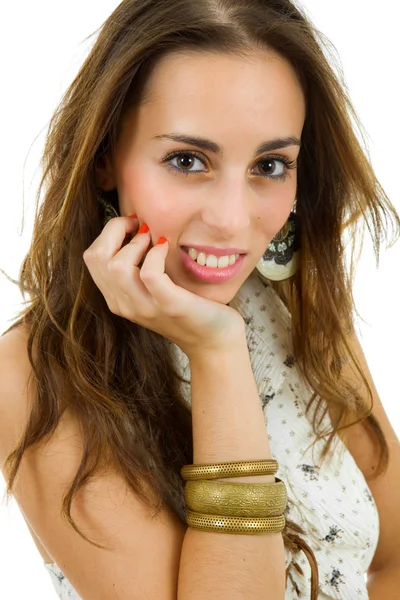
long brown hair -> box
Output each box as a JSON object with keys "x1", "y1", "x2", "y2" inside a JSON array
[{"x1": 2, "y1": 1, "x2": 399, "y2": 597}]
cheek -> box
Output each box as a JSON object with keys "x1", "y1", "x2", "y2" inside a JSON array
[
  {"x1": 120, "y1": 163, "x2": 194, "y2": 232},
  {"x1": 119, "y1": 162, "x2": 167, "y2": 212},
  {"x1": 258, "y1": 184, "x2": 296, "y2": 237}
]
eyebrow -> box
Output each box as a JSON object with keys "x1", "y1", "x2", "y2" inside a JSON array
[{"x1": 153, "y1": 133, "x2": 301, "y2": 157}]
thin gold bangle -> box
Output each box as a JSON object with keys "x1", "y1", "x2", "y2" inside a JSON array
[
  {"x1": 185, "y1": 510, "x2": 285, "y2": 535},
  {"x1": 184, "y1": 478, "x2": 287, "y2": 518},
  {"x1": 181, "y1": 459, "x2": 279, "y2": 481}
]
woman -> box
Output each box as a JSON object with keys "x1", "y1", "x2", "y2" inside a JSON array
[{"x1": 0, "y1": 0, "x2": 399, "y2": 598}]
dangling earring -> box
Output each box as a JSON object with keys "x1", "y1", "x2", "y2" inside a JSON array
[
  {"x1": 97, "y1": 188, "x2": 120, "y2": 226},
  {"x1": 255, "y1": 210, "x2": 301, "y2": 281}
]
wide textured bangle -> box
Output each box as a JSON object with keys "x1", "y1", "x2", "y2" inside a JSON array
[
  {"x1": 184, "y1": 478, "x2": 287, "y2": 518},
  {"x1": 185, "y1": 510, "x2": 285, "y2": 535},
  {"x1": 181, "y1": 459, "x2": 279, "y2": 481}
]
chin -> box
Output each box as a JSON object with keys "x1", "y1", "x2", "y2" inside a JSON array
[
  {"x1": 190, "y1": 286, "x2": 238, "y2": 305},
  {"x1": 169, "y1": 272, "x2": 245, "y2": 305}
]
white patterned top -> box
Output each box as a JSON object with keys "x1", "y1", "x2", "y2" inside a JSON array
[{"x1": 43, "y1": 271, "x2": 379, "y2": 599}]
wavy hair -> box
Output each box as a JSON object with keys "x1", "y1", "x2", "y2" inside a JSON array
[{"x1": 2, "y1": 1, "x2": 399, "y2": 597}]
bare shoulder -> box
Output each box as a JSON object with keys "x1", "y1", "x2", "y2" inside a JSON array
[
  {"x1": 0, "y1": 322, "x2": 32, "y2": 379},
  {"x1": 0, "y1": 325, "x2": 186, "y2": 599},
  {"x1": 0, "y1": 324, "x2": 34, "y2": 465}
]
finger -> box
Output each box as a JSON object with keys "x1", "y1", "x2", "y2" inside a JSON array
[
  {"x1": 108, "y1": 226, "x2": 152, "y2": 270},
  {"x1": 105, "y1": 226, "x2": 158, "y2": 309},
  {"x1": 139, "y1": 239, "x2": 194, "y2": 312},
  {"x1": 84, "y1": 216, "x2": 139, "y2": 264},
  {"x1": 106, "y1": 227, "x2": 155, "y2": 300},
  {"x1": 83, "y1": 217, "x2": 141, "y2": 307}
]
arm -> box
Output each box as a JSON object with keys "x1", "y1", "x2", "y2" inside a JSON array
[
  {"x1": 334, "y1": 330, "x2": 400, "y2": 591},
  {"x1": 0, "y1": 326, "x2": 285, "y2": 600},
  {"x1": 367, "y1": 565, "x2": 400, "y2": 600},
  {"x1": 178, "y1": 329, "x2": 286, "y2": 599},
  {"x1": 0, "y1": 328, "x2": 186, "y2": 600}
]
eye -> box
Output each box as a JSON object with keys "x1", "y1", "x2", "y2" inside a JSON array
[
  {"x1": 162, "y1": 151, "x2": 207, "y2": 176},
  {"x1": 253, "y1": 156, "x2": 297, "y2": 181},
  {"x1": 161, "y1": 150, "x2": 297, "y2": 181}
]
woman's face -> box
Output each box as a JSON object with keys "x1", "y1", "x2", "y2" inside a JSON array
[{"x1": 101, "y1": 49, "x2": 306, "y2": 304}]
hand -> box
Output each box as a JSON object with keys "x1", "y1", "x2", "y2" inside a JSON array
[{"x1": 83, "y1": 217, "x2": 245, "y2": 358}]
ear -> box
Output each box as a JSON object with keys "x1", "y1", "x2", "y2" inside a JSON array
[{"x1": 95, "y1": 157, "x2": 117, "y2": 191}]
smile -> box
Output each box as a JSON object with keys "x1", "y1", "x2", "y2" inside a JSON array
[
  {"x1": 180, "y1": 247, "x2": 245, "y2": 283},
  {"x1": 185, "y1": 247, "x2": 240, "y2": 268}
]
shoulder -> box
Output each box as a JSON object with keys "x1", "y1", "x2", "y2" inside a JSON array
[
  {"x1": 0, "y1": 322, "x2": 32, "y2": 372},
  {"x1": 0, "y1": 322, "x2": 30, "y2": 365},
  {"x1": 0, "y1": 325, "x2": 34, "y2": 467},
  {"x1": 0, "y1": 325, "x2": 74, "y2": 466},
  {"x1": 0, "y1": 326, "x2": 186, "y2": 598}
]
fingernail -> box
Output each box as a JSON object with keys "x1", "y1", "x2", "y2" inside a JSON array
[
  {"x1": 128, "y1": 213, "x2": 137, "y2": 219},
  {"x1": 137, "y1": 223, "x2": 150, "y2": 234},
  {"x1": 156, "y1": 237, "x2": 168, "y2": 245}
]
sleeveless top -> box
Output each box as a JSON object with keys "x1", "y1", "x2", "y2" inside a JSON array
[{"x1": 43, "y1": 271, "x2": 379, "y2": 599}]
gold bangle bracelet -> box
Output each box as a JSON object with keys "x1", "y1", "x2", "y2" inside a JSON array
[
  {"x1": 185, "y1": 510, "x2": 285, "y2": 535},
  {"x1": 184, "y1": 478, "x2": 287, "y2": 518},
  {"x1": 181, "y1": 459, "x2": 279, "y2": 481}
]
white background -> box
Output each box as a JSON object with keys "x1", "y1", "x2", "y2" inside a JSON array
[{"x1": 0, "y1": 1, "x2": 399, "y2": 598}]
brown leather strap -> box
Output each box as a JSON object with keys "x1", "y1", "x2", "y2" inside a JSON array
[{"x1": 285, "y1": 534, "x2": 319, "y2": 600}]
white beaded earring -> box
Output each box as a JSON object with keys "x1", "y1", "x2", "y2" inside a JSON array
[{"x1": 255, "y1": 210, "x2": 301, "y2": 281}]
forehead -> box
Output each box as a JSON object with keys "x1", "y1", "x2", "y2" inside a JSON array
[
  {"x1": 144, "y1": 49, "x2": 305, "y2": 121},
  {"x1": 117, "y1": 50, "x2": 306, "y2": 154}
]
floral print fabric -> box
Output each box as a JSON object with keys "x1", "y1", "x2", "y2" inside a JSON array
[
  {"x1": 44, "y1": 563, "x2": 81, "y2": 599},
  {"x1": 43, "y1": 271, "x2": 379, "y2": 599}
]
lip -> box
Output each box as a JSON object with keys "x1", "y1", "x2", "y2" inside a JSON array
[
  {"x1": 180, "y1": 247, "x2": 245, "y2": 283},
  {"x1": 181, "y1": 245, "x2": 247, "y2": 257}
]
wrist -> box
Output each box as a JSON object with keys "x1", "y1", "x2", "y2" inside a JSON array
[{"x1": 187, "y1": 326, "x2": 249, "y2": 365}]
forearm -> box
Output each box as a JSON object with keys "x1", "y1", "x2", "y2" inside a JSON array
[
  {"x1": 177, "y1": 330, "x2": 286, "y2": 600},
  {"x1": 367, "y1": 565, "x2": 400, "y2": 599}
]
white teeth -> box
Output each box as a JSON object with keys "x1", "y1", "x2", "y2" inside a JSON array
[
  {"x1": 206, "y1": 254, "x2": 218, "y2": 268},
  {"x1": 217, "y1": 255, "x2": 230, "y2": 268},
  {"x1": 188, "y1": 248, "x2": 198, "y2": 260},
  {"x1": 196, "y1": 252, "x2": 207, "y2": 266},
  {"x1": 186, "y1": 248, "x2": 241, "y2": 268}
]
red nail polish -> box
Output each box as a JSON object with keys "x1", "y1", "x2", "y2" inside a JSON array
[
  {"x1": 137, "y1": 223, "x2": 150, "y2": 234},
  {"x1": 128, "y1": 213, "x2": 137, "y2": 219},
  {"x1": 156, "y1": 237, "x2": 168, "y2": 245}
]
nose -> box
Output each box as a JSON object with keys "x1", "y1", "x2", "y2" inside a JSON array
[{"x1": 201, "y1": 178, "x2": 251, "y2": 238}]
